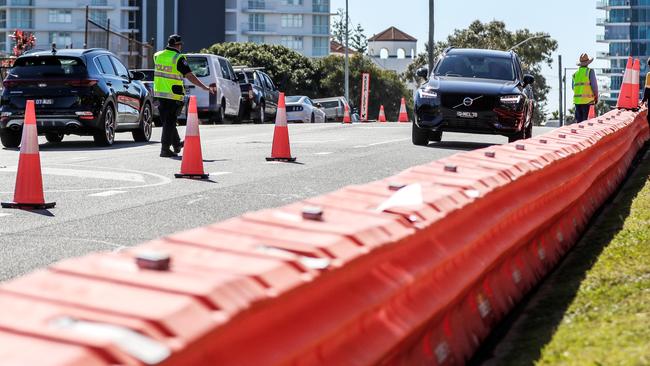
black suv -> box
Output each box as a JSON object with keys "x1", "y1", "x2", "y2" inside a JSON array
[
  {"x1": 0, "y1": 48, "x2": 153, "y2": 147},
  {"x1": 234, "y1": 67, "x2": 279, "y2": 124},
  {"x1": 413, "y1": 48, "x2": 535, "y2": 145}
]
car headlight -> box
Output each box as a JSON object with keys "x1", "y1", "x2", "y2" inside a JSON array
[
  {"x1": 500, "y1": 95, "x2": 523, "y2": 104},
  {"x1": 418, "y1": 86, "x2": 438, "y2": 98}
]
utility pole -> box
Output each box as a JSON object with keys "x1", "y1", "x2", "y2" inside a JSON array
[
  {"x1": 558, "y1": 55, "x2": 563, "y2": 126},
  {"x1": 344, "y1": 0, "x2": 349, "y2": 104},
  {"x1": 428, "y1": 0, "x2": 434, "y2": 73},
  {"x1": 84, "y1": 5, "x2": 88, "y2": 49}
]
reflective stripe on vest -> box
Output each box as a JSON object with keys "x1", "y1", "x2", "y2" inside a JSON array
[
  {"x1": 153, "y1": 49, "x2": 185, "y2": 101},
  {"x1": 573, "y1": 67, "x2": 595, "y2": 105}
]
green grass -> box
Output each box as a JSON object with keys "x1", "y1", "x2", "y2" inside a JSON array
[{"x1": 490, "y1": 149, "x2": 650, "y2": 366}]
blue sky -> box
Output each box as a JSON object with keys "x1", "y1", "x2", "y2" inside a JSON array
[{"x1": 330, "y1": 0, "x2": 608, "y2": 115}]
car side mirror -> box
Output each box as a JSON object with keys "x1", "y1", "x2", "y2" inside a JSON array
[
  {"x1": 130, "y1": 71, "x2": 145, "y2": 81},
  {"x1": 523, "y1": 74, "x2": 535, "y2": 86},
  {"x1": 416, "y1": 67, "x2": 429, "y2": 78}
]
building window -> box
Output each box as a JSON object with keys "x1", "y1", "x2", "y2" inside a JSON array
[
  {"x1": 379, "y1": 48, "x2": 389, "y2": 59},
  {"x1": 127, "y1": 10, "x2": 137, "y2": 29},
  {"x1": 0, "y1": 10, "x2": 6, "y2": 28},
  {"x1": 312, "y1": 37, "x2": 328, "y2": 56},
  {"x1": 48, "y1": 10, "x2": 72, "y2": 23},
  {"x1": 312, "y1": 0, "x2": 329, "y2": 13},
  {"x1": 0, "y1": 32, "x2": 6, "y2": 53},
  {"x1": 249, "y1": 14, "x2": 265, "y2": 31},
  {"x1": 88, "y1": 31, "x2": 107, "y2": 48},
  {"x1": 49, "y1": 32, "x2": 72, "y2": 48},
  {"x1": 10, "y1": 0, "x2": 33, "y2": 5},
  {"x1": 281, "y1": 35, "x2": 303, "y2": 50},
  {"x1": 91, "y1": 0, "x2": 107, "y2": 5},
  {"x1": 90, "y1": 9, "x2": 108, "y2": 27},
  {"x1": 9, "y1": 9, "x2": 32, "y2": 28},
  {"x1": 396, "y1": 48, "x2": 405, "y2": 59},
  {"x1": 281, "y1": 14, "x2": 303, "y2": 28},
  {"x1": 248, "y1": 0, "x2": 265, "y2": 10},
  {"x1": 249, "y1": 35, "x2": 264, "y2": 44},
  {"x1": 312, "y1": 15, "x2": 328, "y2": 34},
  {"x1": 280, "y1": 0, "x2": 303, "y2": 5}
]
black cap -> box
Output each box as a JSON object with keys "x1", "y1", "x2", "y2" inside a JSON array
[{"x1": 168, "y1": 34, "x2": 183, "y2": 46}]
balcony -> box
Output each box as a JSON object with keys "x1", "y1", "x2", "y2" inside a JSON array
[
  {"x1": 596, "y1": 0, "x2": 631, "y2": 9},
  {"x1": 312, "y1": 24, "x2": 329, "y2": 35},
  {"x1": 242, "y1": 0, "x2": 329, "y2": 13},
  {"x1": 240, "y1": 22, "x2": 276, "y2": 34}
]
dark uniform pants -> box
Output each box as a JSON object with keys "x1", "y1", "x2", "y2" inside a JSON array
[
  {"x1": 574, "y1": 104, "x2": 591, "y2": 123},
  {"x1": 158, "y1": 98, "x2": 183, "y2": 151}
]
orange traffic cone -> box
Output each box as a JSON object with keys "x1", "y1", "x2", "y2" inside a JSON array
[
  {"x1": 2, "y1": 100, "x2": 55, "y2": 209},
  {"x1": 587, "y1": 104, "x2": 596, "y2": 120},
  {"x1": 616, "y1": 57, "x2": 640, "y2": 110},
  {"x1": 398, "y1": 97, "x2": 409, "y2": 122},
  {"x1": 378, "y1": 105, "x2": 387, "y2": 122},
  {"x1": 175, "y1": 96, "x2": 209, "y2": 179},
  {"x1": 342, "y1": 103, "x2": 351, "y2": 124},
  {"x1": 266, "y1": 92, "x2": 296, "y2": 162}
]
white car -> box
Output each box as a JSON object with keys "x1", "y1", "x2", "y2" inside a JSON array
[
  {"x1": 285, "y1": 96, "x2": 327, "y2": 123},
  {"x1": 183, "y1": 53, "x2": 242, "y2": 123},
  {"x1": 312, "y1": 96, "x2": 350, "y2": 122}
]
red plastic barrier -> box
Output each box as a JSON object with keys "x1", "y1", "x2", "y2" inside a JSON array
[{"x1": 0, "y1": 109, "x2": 647, "y2": 365}]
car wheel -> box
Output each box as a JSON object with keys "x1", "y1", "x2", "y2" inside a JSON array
[
  {"x1": 254, "y1": 102, "x2": 265, "y2": 124},
  {"x1": 132, "y1": 103, "x2": 153, "y2": 142},
  {"x1": 524, "y1": 121, "x2": 533, "y2": 139},
  {"x1": 232, "y1": 100, "x2": 244, "y2": 124},
  {"x1": 93, "y1": 105, "x2": 116, "y2": 146},
  {"x1": 45, "y1": 132, "x2": 64, "y2": 143},
  {"x1": 508, "y1": 128, "x2": 526, "y2": 143},
  {"x1": 310, "y1": 113, "x2": 315, "y2": 123},
  {"x1": 0, "y1": 129, "x2": 21, "y2": 148},
  {"x1": 212, "y1": 100, "x2": 225, "y2": 124},
  {"x1": 412, "y1": 122, "x2": 430, "y2": 146}
]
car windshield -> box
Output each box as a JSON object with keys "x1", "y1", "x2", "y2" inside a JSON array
[
  {"x1": 320, "y1": 101, "x2": 339, "y2": 108},
  {"x1": 9, "y1": 56, "x2": 86, "y2": 78},
  {"x1": 187, "y1": 57, "x2": 210, "y2": 77},
  {"x1": 286, "y1": 96, "x2": 303, "y2": 103},
  {"x1": 435, "y1": 54, "x2": 515, "y2": 81}
]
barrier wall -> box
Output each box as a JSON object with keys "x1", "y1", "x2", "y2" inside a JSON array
[{"x1": 0, "y1": 110, "x2": 647, "y2": 366}]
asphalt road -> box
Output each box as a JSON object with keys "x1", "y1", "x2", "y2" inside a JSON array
[{"x1": 0, "y1": 122, "x2": 555, "y2": 280}]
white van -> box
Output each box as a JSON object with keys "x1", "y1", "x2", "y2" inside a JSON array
[{"x1": 183, "y1": 53, "x2": 242, "y2": 123}]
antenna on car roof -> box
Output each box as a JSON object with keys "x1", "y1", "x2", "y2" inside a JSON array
[{"x1": 51, "y1": 43, "x2": 57, "y2": 55}]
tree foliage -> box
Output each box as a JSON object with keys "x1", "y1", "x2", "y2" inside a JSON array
[
  {"x1": 10, "y1": 30, "x2": 36, "y2": 57},
  {"x1": 331, "y1": 8, "x2": 367, "y2": 54},
  {"x1": 403, "y1": 20, "x2": 558, "y2": 124},
  {"x1": 203, "y1": 42, "x2": 317, "y2": 96},
  {"x1": 202, "y1": 42, "x2": 413, "y2": 120}
]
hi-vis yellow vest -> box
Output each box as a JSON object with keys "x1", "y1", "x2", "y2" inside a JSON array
[
  {"x1": 573, "y1": 67, "x2": 595, "y2": 105},
  {"x1": 153, "y1": 49, "x2": 185, "y2": 101}
]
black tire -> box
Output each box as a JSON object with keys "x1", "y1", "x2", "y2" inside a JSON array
[
  {"x1": 310, "y1": 113, "x2": 315, "y2": 123},
  {"x1": 93, "y1": 104, "x2": 116, "y2": 146},
  {"x1": 232, "y1": 100, "x2": 245, "y2": 124},
  {"x1": 430, "y1": 130, "x2": 442, "y2": 142},
  {"x1": 412, "y1": 122, "x2": 430, "y2": 146},
  {"x1": 508, "y1": 128, "x2": 526, "y2": 143},
  {"x1": 254, "y1": 102, "x2": 265, "y2": 124},
  {"x1": 212, "y1": 100, "x2": 225, "y2": 124},
  {"x1": 524, "y1": 120, "x2": 533, "y2": 139},
  {"x1": 132, "y1": 103, "x2": 153, "y2": 142},
  {"x1": 0, "y1": 129, "x2": 21, "y2": 148},
  {"x1": 45, "y1": 132, "x2": 64, "y2": 143}
]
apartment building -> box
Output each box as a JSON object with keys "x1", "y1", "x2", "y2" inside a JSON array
[
  {"x1": 0, "y1": 0, "x2": 140, "y2": 56},
  {"x1": 225, "y1": 0, "x2": 331, "y2": 57},
  {"x1": 597, "y1": 0, "x2": 650, "y2": 102}
]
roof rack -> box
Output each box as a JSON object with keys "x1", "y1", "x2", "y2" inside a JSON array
[
  {"x1": 443, "y1": 46, "x2": 455, "y2": 54},
  {"x1": 232, "y1": 65, "x2": 266, "y2": 71}
]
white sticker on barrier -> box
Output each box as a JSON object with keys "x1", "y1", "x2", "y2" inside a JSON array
[{"x1": 375, "y1": 184, "x2": 423, "y2": 212}]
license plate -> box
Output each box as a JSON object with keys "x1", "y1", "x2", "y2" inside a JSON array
[
  {"x1": 35, "y1": 99, "x2": 54, "y2": 105},
  {"x1": 457, "y1": 111, "x2": 478, "y2": 119}
]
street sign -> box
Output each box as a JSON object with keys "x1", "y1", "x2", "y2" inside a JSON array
[{"x1": 360, "y1": 73, "x2": 370, "y2": 122}]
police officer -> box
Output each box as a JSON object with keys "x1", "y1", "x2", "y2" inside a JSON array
[
  {"x1": 572, "y1": 53, "x2": 599, "y2": 123},
  {"x1": 154, "y1": 34, "x2": 215, "y2": 157}
]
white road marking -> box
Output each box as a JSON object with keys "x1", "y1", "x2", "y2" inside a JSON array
[
  {"x1": 353, "y1": 138, "x2": 410, "y2": 148},
  {"x1": 0, "y1": 166, "x2": 145, "y2": 183},
  {"x1": 314, "y1": 152, "x2": 333, "y2": 155},
  {"x1": 292, "y1": 138, "x2": 346, "y2": 144},
  {"x1": 187, "y1": 197, "x2": 206, "y2": 205},
  {"x1": 0, "y1": 213, "x2": 11, "y2": 217},
  {"x1": 209, "y1": 171, "x2": 232, "y2": 177},
  {"x1": 88, "y1": 190, "x2": 127, "y2": 197}
]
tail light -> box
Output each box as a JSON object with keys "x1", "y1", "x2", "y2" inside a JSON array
[
  {"x1": 75, "y1": 111, "x2": 94, "y2": 120},
  {"x1": 68, "y1": 79, "x2": 98, "y2": 87}
]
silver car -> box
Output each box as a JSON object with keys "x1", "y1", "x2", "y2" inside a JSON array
[
  {"x1": 285, "y1": 96, "x2": 327, "y2": 123},
  {"x1": 313, "y1": 96, "x2": 350, "y2": 122}
]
